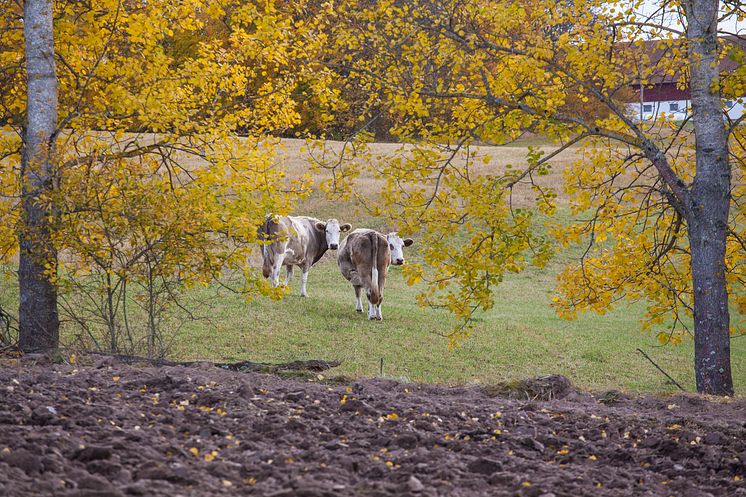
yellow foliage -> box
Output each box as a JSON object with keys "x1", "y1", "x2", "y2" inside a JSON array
[
  {"x1": 0, "y1": 0, "x2": 341, "y2": 351},
  {"x1": 328, "y1": 0, "x2": 746, "y2": 345},
  {"x1": 4, "y1": 0, "x2": 744, "y2": 351}
]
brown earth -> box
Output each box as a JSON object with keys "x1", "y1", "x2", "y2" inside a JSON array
[{"x1": 1, "y1": 355, "x2": 746, "y2": 497}]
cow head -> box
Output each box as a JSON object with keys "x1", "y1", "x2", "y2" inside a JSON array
[
  {"x1": 387, "y1": 233, "x2": 414, "y2": 265},
  {"x1": 315, "y1": 219, "x2": 351, "y2": 250}
]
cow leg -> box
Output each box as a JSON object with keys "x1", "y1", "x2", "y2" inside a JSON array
[
  {"x1": 367, "y1": 301, "x2": 377, "y2": 320},
  {"x1": 285, "y1": 265, "x2": 294, "y2": 286},
  {"x1": 354, "y1": 286, "x2": 363, "y2": 312},
  {"x1": 270, "y1": 255, "x2": 285, "y2": 288},
  {"x1": 300, "y1": 267, "x2": 309, "y2": 297},
  {"x1": 375, "y1": 263, "x2": 386, "y2": 321}
]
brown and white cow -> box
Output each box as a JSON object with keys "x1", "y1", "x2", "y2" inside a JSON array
[
  {"x1": 337, "y1": 229, "x2": 414, "y2": 320},
  {"x1": 259, "y1": 215, "x2": 351, "y2": 296}
]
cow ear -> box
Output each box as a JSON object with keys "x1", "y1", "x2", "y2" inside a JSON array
[
  {"x1": 403, "y1": 238, "x2": 414, "y2": 247},
  {"x1": 341, "y1": 223, "x2": 352, "y2": 232},
  {"x1": 315, "y1": 222, "x2": 326, "y2": 231}
]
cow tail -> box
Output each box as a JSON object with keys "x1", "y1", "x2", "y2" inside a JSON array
[{"x1": 368, "y1": 231, "x2": 380, "y2": 302}]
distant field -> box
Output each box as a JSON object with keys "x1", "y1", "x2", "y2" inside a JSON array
[{"x1": 168, "y1": 137, "x2": 745, "y2": 394}]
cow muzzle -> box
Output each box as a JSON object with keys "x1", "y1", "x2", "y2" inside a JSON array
[
  {"x1": 329, "y1": 243, "x2": 339, "y2": 250},
  {"x1": 393, "y1": 258, "x2": 404, "y2": 265}
]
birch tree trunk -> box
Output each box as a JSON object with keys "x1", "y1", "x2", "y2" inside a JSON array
[
  {"x1": 19, "y1": 0, "x2": 59, "y2": 352},
  {"x1": 686, "y1": 0, "x2": 734, "y2": 395}
]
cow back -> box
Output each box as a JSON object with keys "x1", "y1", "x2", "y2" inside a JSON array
[
  {"x1": 342, "y1": 229, "x2": 391, "y2": 304},
  {"x1": 290, "y1": 216, "x2": 328, "y2": 266}
]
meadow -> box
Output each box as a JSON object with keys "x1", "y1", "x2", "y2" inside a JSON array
[
  {"x1": 3, "y1": 137, "x2": 740, "y2": 394},
  {"x1": 164, "y1": 138, "x2": 746, "y2": 395}
]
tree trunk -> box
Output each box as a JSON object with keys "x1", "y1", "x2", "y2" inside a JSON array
[
  {"x1": 686, "y1": 0, "x2": 733, "y2": 395},
  {"x1": 19, "y1": 0, "x2": 59, "y2": 352}
]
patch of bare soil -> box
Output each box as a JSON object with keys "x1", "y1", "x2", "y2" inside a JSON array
[{"x1": 1, "y1": 355, "x2": 745, "y2": 497}]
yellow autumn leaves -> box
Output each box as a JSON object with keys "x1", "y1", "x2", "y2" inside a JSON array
[
  {"x1": 0, "y1": 0, "x2": 339, "y2": 352},
  {"x1": 328, "y1": 0, "x2": 746, "y2": 343},
  {"x1": 3, "y1": 0, "x2": 745, "y2": 349}
]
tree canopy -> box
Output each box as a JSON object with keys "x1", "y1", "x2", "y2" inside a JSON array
[
  {"x1": 320, "y1": 0, "x2": 745, "y2": 393},
  {"x1": 1, "y1": 0, "x2": 341, "y2": 355},
  {"x1": 6, "y1": 0, "x2": 745, "y2": 393}
]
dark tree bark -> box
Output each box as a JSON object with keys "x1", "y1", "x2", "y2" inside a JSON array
[
  {"x1": 685, "y1": 0, "x2": 733, "y2": 395},
  {"x1": 19, "y1": 0, "x2": 59, "y2": 352}
]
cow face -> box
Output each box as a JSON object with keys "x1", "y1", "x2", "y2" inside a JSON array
[
  {"x1": 387, "y1": 233, "x2": 414, "y2": 265},
  {"x1": 315, "y1": 219, "x2": 351, "y2": 250}
]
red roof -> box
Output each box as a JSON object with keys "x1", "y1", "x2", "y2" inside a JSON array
[{"x1": 626, "y1": 36, "x2": 745, "y2": 101}]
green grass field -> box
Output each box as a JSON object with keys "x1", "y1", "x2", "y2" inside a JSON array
[
  {"x1": 7, "y1": 137, "x2": 744, "y2": 395},
  {"x1": 164, "y1": 133, "x2": 746, "y2": 394},
  {"x1": 169, "y1": 247, "x2": 746, "y2": 395}
]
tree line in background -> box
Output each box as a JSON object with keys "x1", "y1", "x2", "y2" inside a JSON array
[{"x1": 2, "y1": 0, "x2": 745, "y2": 395}]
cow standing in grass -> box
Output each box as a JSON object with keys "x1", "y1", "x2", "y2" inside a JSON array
[
  {"x1": 259, "y1": 215, "x2": 351, "y2": 297},
  {"x1": 338, "y1": 229, "x2": 414, "y2": 320}
]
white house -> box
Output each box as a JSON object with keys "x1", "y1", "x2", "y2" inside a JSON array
[{"x1": 630, "y1": 83, "x2": 745, "y2": 122}]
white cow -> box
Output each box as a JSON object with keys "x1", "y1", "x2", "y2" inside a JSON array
[
  {"x1": 337, "y1": 229, "x2": 414, "y2": 320},
  {"x1": 259, "y1": 215, "x2": 351, "y2": 296}
]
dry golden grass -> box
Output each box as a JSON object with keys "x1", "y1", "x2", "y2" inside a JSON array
[{"x1": 276, "y1": 137, "x2": 579, "y2": 212}]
